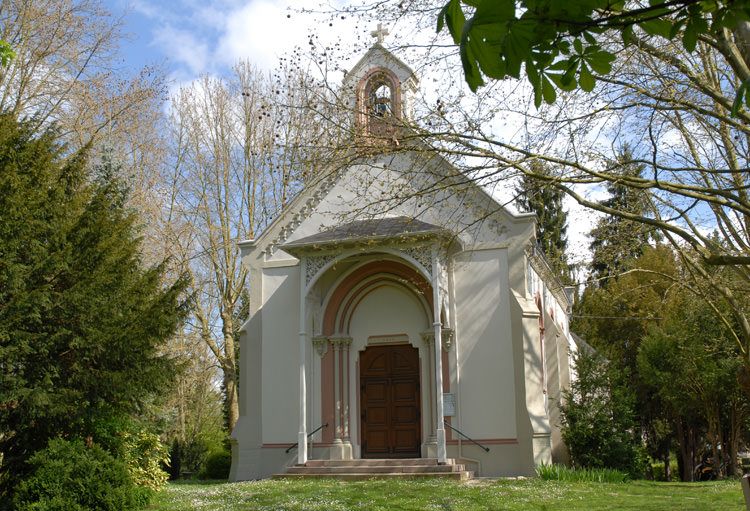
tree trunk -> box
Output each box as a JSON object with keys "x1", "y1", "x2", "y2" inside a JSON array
[
  {"x1": 729, "y1": 403, "x2": 742, "y2": 477},
  {"x1": 222, "y1": 313, "x2": 240, "y2": 431},
  {"x1": 664, "y1": 451, "x2": 671, "y2": 482},
  {"x1": 676, "y1": 420, "x2": 696, "y2": 482},
  {"x1": 223, "y1": 369, "x2": 239, "y2": 432}
]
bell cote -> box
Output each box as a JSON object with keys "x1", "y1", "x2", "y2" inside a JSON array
[{"x1": 342, "y1": 26, "x2": 419, "y2": 143}]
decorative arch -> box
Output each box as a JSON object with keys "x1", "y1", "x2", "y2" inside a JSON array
[
  {"x1": 321, "y1": 258, "x2": 432, "y2": 336},
  {"x1": 305, "y1": 247, "x2": 433, "y2": 297},
  {"x1": 356, "y1": 67, "x2": 402, "y2": 137},
  {"x1": 317, "y1": 256, "x2": 437, "y2": 445}
]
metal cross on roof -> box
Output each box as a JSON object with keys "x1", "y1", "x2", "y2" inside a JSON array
[{"x1": 370, "y1": 23, "x2": 389, "y2": 44}]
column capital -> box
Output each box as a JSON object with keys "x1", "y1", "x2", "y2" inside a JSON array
[
  {"x1": 329, "y1": 336, "x2": 353, "y2": 348},
  {"x1": 311, "y1": 336, "x2": 328, "y2": 357},
  {"x1": 421, "y1": 328, "x2": 454, "y2": 351}
]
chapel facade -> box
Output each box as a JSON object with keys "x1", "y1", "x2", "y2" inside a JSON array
[{"x1": 229, "y1": 34, "x2": 576, "y2": 479}]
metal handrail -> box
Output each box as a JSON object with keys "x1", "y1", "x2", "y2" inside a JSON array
[
  {"x1": 443, "y1": 420, "x2": 490, "y2": 452},
  {"x1": 285, "y1": 423, "x2": 329, "y2": 454}
]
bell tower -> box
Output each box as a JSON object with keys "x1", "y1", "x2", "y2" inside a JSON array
[{"x1": 343, "y1": 24, "x2": 419, "y2": 145}]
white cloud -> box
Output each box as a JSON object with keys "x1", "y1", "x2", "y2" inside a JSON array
[
  {"x1": 215, "y1": 1, "x2": 312, "y2": 70},
  {"x1": 153, "y1": 24, "x2": 211, "y2": 76}
]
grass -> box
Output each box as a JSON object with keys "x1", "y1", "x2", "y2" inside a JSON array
[
  {"x1": 536, "y1": 463, "x2": 630, "y2": 483},
  {"x1": 148, "y1": 477, "x2": 744, "y2": 510}
]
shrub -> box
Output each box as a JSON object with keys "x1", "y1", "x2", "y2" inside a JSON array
[
  {"x1": 651, "y1": 459, "x2": 680, "y2": 481},
  {"x1": 120, "y1": 429, "x2": 170, "y2": 491},
  {"x1": 536, "y1": 463, "x2": 630, "y2": 483},
  {"x1": 92, "y1": 417, "x2": 169, "y2": 490},
  {"x1": 560, "y1": 350, "x2": 646, "y2": 478},
  {"x1": 13, "y1": 438, "x2": 150, "y2": 511},
  {"x1": 199, "y1": 449, "x2": 231, "y2": 480}
]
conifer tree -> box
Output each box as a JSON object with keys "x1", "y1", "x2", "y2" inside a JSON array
[
  {"x1": 515, "y1": 160, "x2": 571, "y2": 283},
  {"x1": 0, "y1": 115, "x2": 188, "y2": 499},
  {"x1": 589, "y1": 146, "x2": 659, "y2": 285}
]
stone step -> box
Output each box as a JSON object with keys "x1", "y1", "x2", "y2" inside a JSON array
[
  {"x1": 285, "y1": 464, "x2": 465, "y2": 474},
  {"x1": 304, "y1": 458, "x2": 454, "y2": 467},
  {"x1": 273, "y1": 471, "x2": 473, "y2": 481}
]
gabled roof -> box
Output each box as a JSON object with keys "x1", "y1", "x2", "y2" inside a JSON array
[
  {"x1": 281, "y1": 216, "x2": 450, "y2": 254},
  {"x1": 343, "y1": 43, "x2": 419, "y2": 90}
]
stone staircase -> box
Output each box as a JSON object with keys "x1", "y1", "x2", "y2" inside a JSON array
[{"x1": 273, "y1": 458, "x2": 473, "y2": 480}]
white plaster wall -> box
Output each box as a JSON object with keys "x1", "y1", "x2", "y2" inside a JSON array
[
  {"x1": 346, "y1": 284, "x2": 431, "y2": 456},
  {"x1": 261, "y1": 266, "x2": 302, "y2": 444},
  {"x1": 282, "y1": 155, "x2": 529, "y2": 250},
  {"x1": 453, "y1": 248, "x2": 517, "y2": 440}
]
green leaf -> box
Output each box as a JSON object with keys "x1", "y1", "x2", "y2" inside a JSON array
[
  {"x1": 504, "y1": 20, "x2": 534, "y2": 78},
  {"x1": 472, "y1": 0, "x2": 515, "y2": 25},
  {"x1": 549, "y1": 72, "x2": 577, "y2": 91},
  {"x1": 573, "y1": 38, "x2": 583, "y2": 54},
  {"x1": 586, "y1": 50, "x2": 615, "y2": 75},
  {"x1": 622, "y1": 25, "x2": 635, "y2": 46},
  {"x1": 579, "y1": 63, "x2": 595, "y2": 92},
  {"x1": 0, "y1": 40, "x2": 14, "y2": 67},
  {"x1": 640, "y1": 19, "x2": 674, "y2": 39},
  {"x1": 459, "y1": 36, "x2": 484, "y2": 92},
  {"x1": 731, "y1": 79, "x2": 748, "y2": 117},
  {"x1": 532, "y1": 80, "x2": 542, "y2": 108},
  {"x1": 541, "y1": 76, "x2": 557, "y2": 104},
  {"x1": 669, "y1": 18, "x2": 686, "y2": 39},
  {"x1": 437, "y1": 0, "x2": 466, "y2": 44},
  {"x1": 682, "y1": 22, "x2": 698, "y2": 52},
  {"x1": 469, "y1": 24, "x2": 507, "y2": 79},
  {"x1": 526, "y1": 57, "x2": 540, "y2": 87}
]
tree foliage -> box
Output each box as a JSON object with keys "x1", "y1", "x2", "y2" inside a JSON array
[
  {"x1": 164, "y1": 62, "x2": 342, "y2": 431},
  {"x1": 560, "y1": 348, "x2": 645, "y2": 477},
  {"x1": 13, "y1": 438, "x2": 149, "y2": 511},
  {"x1": 588, "y1": 147, "x2": 660, "y2": 285},
  {"x1": 515, "y1": 161, "x2": 571, "y2": 282},
  {"x1": 638, "y1": 283, "x2": 749, "y2": 479},
  {"x1": 0, "y1": 114, "x2": 188, "y2": 500},
  {"x1": 437, "y1": 0, "x2": 750, "y2": 108}
]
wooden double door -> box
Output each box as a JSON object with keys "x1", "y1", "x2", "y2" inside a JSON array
[{"x1": 360, "y1": 344, "x2": 421, "y2": 458}]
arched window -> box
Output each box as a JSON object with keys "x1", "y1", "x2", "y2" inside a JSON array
[{"x1": 369, "y1": 82, "x2": 392, "y2": 117}]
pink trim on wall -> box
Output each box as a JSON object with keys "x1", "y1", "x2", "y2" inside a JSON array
[
  {"x1": 446, "y1": 438, "x2": 518, "y2": 446},
  {"x1": 322, "y1": 260, "x2": 432, "y2": 336},
  {"x1": 319, "y1": 259, "x2": 433, "y2": 446}
]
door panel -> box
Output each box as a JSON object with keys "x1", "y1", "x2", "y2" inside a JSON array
[{"x1": 360, "y1": 344, "x2": 421, "y2": 458}]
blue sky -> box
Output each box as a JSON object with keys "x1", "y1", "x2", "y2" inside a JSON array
[
  {"x1": 103, "y1": 0, "x2": 356, "y2": 83},
  {"x1": 98, "y1": 1, "x2": 600, "y2": 264}
]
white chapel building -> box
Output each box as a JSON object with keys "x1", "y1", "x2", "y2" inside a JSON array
[{"x1": 230, "y1": 34, "x2": 577, "y2": 479}]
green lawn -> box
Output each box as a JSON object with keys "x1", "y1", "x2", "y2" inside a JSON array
[{"x1": 148, "y1": 478, "x2": 744, "y2": 511}]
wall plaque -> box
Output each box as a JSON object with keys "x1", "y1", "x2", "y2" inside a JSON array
[
  {"x1": 367, "y1": 334, "x2": 409, "y2": 345},
  {"x1": 443, "y1": 393, "x2": 456, "y2": 417}
]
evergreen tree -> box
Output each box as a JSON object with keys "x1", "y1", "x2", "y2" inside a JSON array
[
  {"x1": 589, "y1": 146, "x2": 658, "y2": 285},
  {"x1": 561, "y1": 348, "x2": 645, "y2": 477},
  {"x1": 515, "y1": 161, "x2": 571, "y2": 283},
  {"x1": 0, "y1": 115, "x2": 189, "y2": 500}
]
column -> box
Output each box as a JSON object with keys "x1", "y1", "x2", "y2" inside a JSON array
[
  {"x1": 298, "y1": 258, "x2": 308, "y2": 465},
  {"x1": 329, "y1": 337, "x2": 353, "y2": 460},
  {"x1": 332, "y1": 340, "x2": 342, "y2": 443},
  {"x1": 341, "y1": 337, "x2": 353, "y2": 459},
  {"x1": 421, "y1": 332, "x2": 437, "y2": 440},
  {"x1": 432, "y1": 246, "x2": 447, "y2": 464}
]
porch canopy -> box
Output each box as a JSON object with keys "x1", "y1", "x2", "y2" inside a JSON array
[{"x1": 281, "y1": 216, "x2": 455, "y2": 465}]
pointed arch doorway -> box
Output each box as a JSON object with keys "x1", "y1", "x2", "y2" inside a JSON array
[{"x1": 360, "y1": 343, "x2": 421, "y2": 458}]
